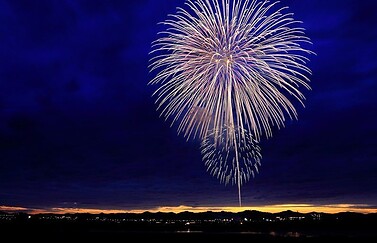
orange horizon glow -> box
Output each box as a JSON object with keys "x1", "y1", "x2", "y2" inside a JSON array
[{"x1": 1, "y1": 204, "x2": 376, "y2": 215}]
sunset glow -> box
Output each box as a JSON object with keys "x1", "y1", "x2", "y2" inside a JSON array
[{"x1": 2, "y1": 204, "x2": 376, "y2": 215}]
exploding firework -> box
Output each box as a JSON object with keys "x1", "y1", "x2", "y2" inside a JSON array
[{"x1": 149, "y1": 0, "x2": 313, "y2": 205}]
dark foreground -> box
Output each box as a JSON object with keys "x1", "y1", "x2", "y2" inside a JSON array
[
  {"x1": 2, "y1": 222, "x2": 377, "y2": 242},
  {"x1": 1, "y1": 210, "x2": 377, "y2": 241}
]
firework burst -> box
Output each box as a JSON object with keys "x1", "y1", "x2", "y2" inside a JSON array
[{"x1": 149, "y1": 0, "x2": 313, "y2": 205}]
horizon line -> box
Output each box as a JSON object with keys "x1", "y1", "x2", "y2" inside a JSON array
[{"x1": 1, "y1": 203, "x2": 377, "y2": 215}]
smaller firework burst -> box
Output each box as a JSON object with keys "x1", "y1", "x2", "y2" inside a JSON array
[{"x1": 201, "y1": 126, "x2": 261, "y2": 205}]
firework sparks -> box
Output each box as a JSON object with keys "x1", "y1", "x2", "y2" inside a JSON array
[{"x1": 149, "y1": 0, "x2": 313, "y2": 206}]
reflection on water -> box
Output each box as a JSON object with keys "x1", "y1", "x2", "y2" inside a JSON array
[
  {"x1": 285, "y1": 231, "x2": 302, "y2": 238},
  {"x1": 176, "y1": 229, "x2": 306, "y2": 238},
  {"x1": 270, "y1": 231, "x2": 303, "y2": 238},
  {"x1": 176, "y1": 229, "x2": 203, "y2": 233}
]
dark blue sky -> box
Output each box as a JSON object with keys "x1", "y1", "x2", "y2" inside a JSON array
[{"x1": 0, "y1": 0, "x2": 376, "y2": 211}]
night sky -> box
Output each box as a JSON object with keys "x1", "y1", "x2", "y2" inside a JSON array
[{"x1": 0, "y1": 0, "x2": 376, "y2": 212}]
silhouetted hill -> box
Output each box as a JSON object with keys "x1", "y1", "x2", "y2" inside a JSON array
[{"x1": 1, "y1": 209, "x2": 377, "y2": 219}]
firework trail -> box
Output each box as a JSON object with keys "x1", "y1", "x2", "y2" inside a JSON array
[{"x1": 149, "y1": 0, "x2": 313, "y2": 206}]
